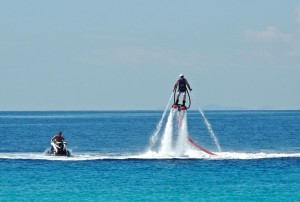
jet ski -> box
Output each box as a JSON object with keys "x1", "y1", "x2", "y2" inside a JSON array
[{"x1": 47, "y1": 141, "x2": 71, "y2": 156}]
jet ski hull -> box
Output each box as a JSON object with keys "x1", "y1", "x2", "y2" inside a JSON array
[{"x1": 46, "y1": 142, "x2": 71, "y2": 157}]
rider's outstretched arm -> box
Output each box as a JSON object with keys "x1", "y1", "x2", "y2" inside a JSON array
[{"x1": 186, "y1": 79, "x2": 192, "y2": 91}]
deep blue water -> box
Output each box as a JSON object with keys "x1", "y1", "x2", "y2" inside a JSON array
[{"x1": 0, "y1": 110, "x2": 300, "y2": 201}]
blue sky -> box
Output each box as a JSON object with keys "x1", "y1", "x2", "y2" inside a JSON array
[{"x1": 1, "y1": 0, "x2": 300, "y2": 110}]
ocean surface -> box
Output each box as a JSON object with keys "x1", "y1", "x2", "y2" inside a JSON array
[{"x1": 0, "y1": 110, "x2": 299, "y2": 201}]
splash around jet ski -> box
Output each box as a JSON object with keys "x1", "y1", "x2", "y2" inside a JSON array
[{"x1": 46, "y1": 141, "x2": 71, "y2": 156}]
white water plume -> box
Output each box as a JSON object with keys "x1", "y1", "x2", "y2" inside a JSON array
[
  {"x1": 190, "y1": 94, "x2": 222, "y2": 152},
  {"x1": 175, "y1": 111, "x2": 189, "y2": 156},
  {"x1": 159, "y1": 109, "x2": 175, "y2": 155},
  {"x1": 147, "y1": 93, "x2": 222, "y2": 157},
  {"x1": 153, "y1": 109, "x2": 193, "y2": 157},
  {"x1": 148, "y1": 93, "x2": 173, "y2": 150},
  {"x1": 198, "y1": 107, "x2": 222, "y2": 152}
]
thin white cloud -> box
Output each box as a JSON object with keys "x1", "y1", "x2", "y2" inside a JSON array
[{"x1": 246, "y1": 26, "x2": 292, "y2": 43}]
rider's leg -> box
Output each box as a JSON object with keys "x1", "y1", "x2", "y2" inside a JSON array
[
  {"x1": 182, "y1": 92, "x2": 187, "y2": 106},
  {"x1": 175, "y1": 92, "x2": 180, "y2": 104}
]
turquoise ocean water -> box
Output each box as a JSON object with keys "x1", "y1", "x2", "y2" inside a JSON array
[{"x1": 0, "y1": 110, "x2": 299, "y2": 201}]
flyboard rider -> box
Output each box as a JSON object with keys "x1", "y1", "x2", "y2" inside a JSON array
[
  {"x1": 51, "y1": 130, "x2": 66, "y2": 153},
  {"x1": 173, "y1": 74, "x2": 192, "y2": 107}
]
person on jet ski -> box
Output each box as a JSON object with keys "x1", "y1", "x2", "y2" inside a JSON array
[
  {"x1": 173, "y1": 74, "x2": 192, "y2": 107},
  {"x1": 51, "y1": 130, "x2": 66, "y2": 153}
]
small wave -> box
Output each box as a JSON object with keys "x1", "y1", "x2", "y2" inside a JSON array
[
  {"x1": 212, "y1": 152, "x2": 300, "y2": 160},
  {"x1": 0, "y1": 151, "x2": 300, "y2": 161}
]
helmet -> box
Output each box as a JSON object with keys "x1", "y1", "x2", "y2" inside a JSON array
[{"x1": 179, "y1": 74, "x2": 184, "y2": 78}]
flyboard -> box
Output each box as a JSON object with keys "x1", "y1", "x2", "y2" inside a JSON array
[{"x1": 172, "y1": 90, "x2": 217, "y2": 156}]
